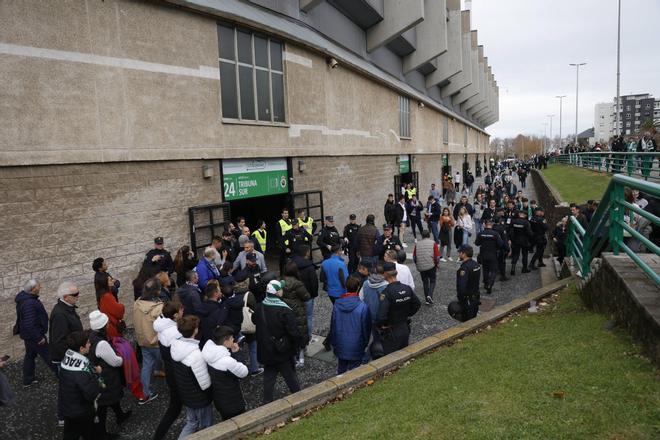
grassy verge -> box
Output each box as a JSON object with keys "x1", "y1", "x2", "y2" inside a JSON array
[
  {"x1": 265, "y1": 287, "x2": 659, "y2": 440},
  {"x1": 541, "y1": 164, "x2": 611, "y2": 204}
]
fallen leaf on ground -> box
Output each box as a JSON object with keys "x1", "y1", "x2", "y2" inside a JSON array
[
  {"x1": 277, "y1": 422, "x2": 286, "y2": 428},
  {"x1": 291, "y1": 417, "x2": 300, "y2": 422},
  {"x1": 366, "y1": 379, "x2": 375, "y2": 385},
  {"x1": 551, "y1": 390, "x2": 566, "y2": 398}
]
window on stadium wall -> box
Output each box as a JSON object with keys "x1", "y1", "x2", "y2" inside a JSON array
[
  {"x1": 399, "y1": 96, "x2": 411, "y2": 138},
  {"x1": 442, "y1": 115, "x2": 449, "y2": 144},
  {"x1": 217, "y1": 22, "x2": 285, "y2": 123}
]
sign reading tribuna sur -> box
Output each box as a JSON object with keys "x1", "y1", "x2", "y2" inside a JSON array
[
  {"x1": 399, "y1": 154, "x2": 410, "y2": 174},
  {"x1": 222, "y1": 158, "x2": 289, "y2": 201}
]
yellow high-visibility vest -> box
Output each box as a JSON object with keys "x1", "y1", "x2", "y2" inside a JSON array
[
  {"x1": 252, "y1": 229, "x2": 267, "y2": 252},
  {"x1": 298, "y1": 217, "x2": 314, "y2": 235},
  {"x1": 279, "y1": 219, "x2": 292, "y2": 246},
  {"x1": 405, "y1": 188, "x2": 417, "y2": 199}
]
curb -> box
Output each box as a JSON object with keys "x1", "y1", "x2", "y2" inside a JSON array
[{"x1": 189, "y1": 276, "x2": 575, "y2": 440}]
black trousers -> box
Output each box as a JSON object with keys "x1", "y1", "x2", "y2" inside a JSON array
[
  {"x1": 263, "y1": 361, "x2": 300, "y2": 404},
  {"x1": 482, "y1": 258, "x2": 498, "y2": 289},
  {"x1": 497, "y1": 251, "x2": 507, "y2": 276},
  {"x1": 409, "y1": 216, "x2": 423, "y2": 238},
  {"x1": 63, "y1": 414, "x2": 94, "y2": 440},
  {"x1": 95, "y1": 402, "x2": 127, "y2": 437},
  {"x1": 152, "y1": 382, "x2": 182, "y2": 440},
  {"x1": 511, "y1": 244, "x2": 529, "y2": 270},
  {"x1": 420, "y1": 267, "x2": 437, "y2": 299},
  {"x1": 530, "y1": 243, "x2": 546, "y2": 266},
  {"x1": 381, "y1": 321, "x2": 411, "y2": 356},
  {"x1": 459, "y1": 295, "x2": 479, "y2": 321}
]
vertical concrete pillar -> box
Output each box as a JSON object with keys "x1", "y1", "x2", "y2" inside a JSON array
[
  {"x1": 403, "y1": 0, "x2": 447, "y2": 73},
  {"x1": 367, "y1": 0, "x2": 424, "y2": 52},
  {"x1": 440, "y1": 10, "x2": 472, "y2": 98},
  {"x1": 451, "y1": 30, "x2": 479, "y2": 105},
  {"x1": 425, "y1": 0, "x2": 461, "y2": 88}
]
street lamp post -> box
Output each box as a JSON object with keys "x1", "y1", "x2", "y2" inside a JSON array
[
  {"x1": 547, "y1": 114, "x2": 555, "y2": 151},
  {"x1": 615, "y1": 0, "x2": 621, "y2": 136},
  {"x1": 569, "y1": 62, "x2": 587, "y2": 147},
  {"x1": 542, "y1": 123, "x2": 548, "y2": 153},
  {"x1": 556, "y1": 95, "x2": 566, "y2": 150}
]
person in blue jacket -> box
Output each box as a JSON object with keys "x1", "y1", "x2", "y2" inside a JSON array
[
  {"x1": 195, "y1": 248, "x2": 220, "y2": 290},
  {"x1": 15, "y1": 278, "x2": 58, "y2": 386},
  {"x1": 330, "y1": 276, "x2": 371, "y2": 374},
  {"x1": 320, "y1": 238, "x2": 349, "y2": 351}
]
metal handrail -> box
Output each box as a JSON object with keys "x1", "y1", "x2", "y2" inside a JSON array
[
  {"x1": 565, "y1": 174, "x2": 660, "y2": 286},
  {"x1": 550, "y1": 151, "x2": 659, "y2": 182}
]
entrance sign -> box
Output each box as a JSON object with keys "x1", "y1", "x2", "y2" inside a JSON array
[
  {"x1": 222, "y1": 158, "x2": 288, "y2": 201},
  {"x1": 399, "y1": 154, "x2": 410, "y2": 174}
]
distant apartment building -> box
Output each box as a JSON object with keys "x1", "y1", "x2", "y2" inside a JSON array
[
  {"x1": 615, "y1": 94, "x2": 657, "y2": 136},
  {"x1": 594, "y1": 102, "x2": 614, "y2": 142}
]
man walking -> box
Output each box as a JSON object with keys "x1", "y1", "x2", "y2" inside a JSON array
[
  {"x1": 510, "y1": 211, "x2": 533, "y2": 275},
  {"x1": 406, "y1": 194, "x2": 424, "y2": 243},
  {"x1": 342, "y1": 214, "x2": 361, "y2": 274},
  {"x1": 413, "y1": 231, "x2": 440, "y2": 305},
  {"x1": 15, "y1": 279, "x2": 58, "y2": 387},
  {"x1": 475, "y1": 220, "x2": 503, "y2": 294},
  {"x1": 529, "y1": 208, "x2": 549, "y2": 270},
  {"x1": 356, "y1": 214, "x2": 379, "y2": 268},
  {"x1": 426, "y1": 195, "x2": 442, "y2": 244}
]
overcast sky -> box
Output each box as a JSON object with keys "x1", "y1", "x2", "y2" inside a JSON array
[{"x1": 470, "y1": 0, "x2": 660, "y2": 139}]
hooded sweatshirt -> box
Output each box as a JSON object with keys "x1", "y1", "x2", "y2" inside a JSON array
[
  {"x1": 361, "y1": 274, "x2": 389, "y2": 325},
  {"x1": 330, "y1": 293, "x2": 371, "y2": 361}
]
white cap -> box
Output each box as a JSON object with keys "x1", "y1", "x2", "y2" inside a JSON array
[{"x1": 89, "y1": 310, "x2": 109, "y2": 331}]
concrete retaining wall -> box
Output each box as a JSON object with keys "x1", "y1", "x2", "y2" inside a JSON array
[
  {"x1": 189, "y1": 277, "x2": 574, "y2": 440},
  {"x1": 530, "y1": 169, "x2": 571, "y2": 256}
]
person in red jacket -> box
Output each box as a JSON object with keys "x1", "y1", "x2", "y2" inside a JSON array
[{"x1": 95, "y1": 272, "x2": 125, "y2": 339}]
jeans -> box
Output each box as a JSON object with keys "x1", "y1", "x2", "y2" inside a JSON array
[
  {"x1": 474, "y1": 218, "x2": 483, "y2": 235},
  {"x1": 462, "y1": 230, "x2": 471, "y2": 246},
  {"x1": 248, "y1": 340, "x2": 259, "y2": 373},
  {"x1": 54, "y1": 362, "x2": 64, "y2": 420},
  {"x1": 429, "y1": 221, "x2": 439, "y2": 243},
  {"x1": 263, "y1": 361, "x2": 300, "y2": 404},
  {"x1": 178, "y1": 405, "x2": 213, "y2": 439},
  {"x1": 140, "y1": 346, "x2": 162, "y2": 398},
  {"x1": 337, "y1": 359, "x2": 362, "y2": 375},
  {"x1": 22, "y1": 339, "x2": 58, "y2": 385},
  {"x1": 409, "y1": 217, "x2": 423, "y2": 239},
  {"x1": 304, "y1": 298, "x2": 315, "y2": 342},
  {"x1": 441, "y1": 245, "x2": 450, "y2": 259},
  {"x1": 419, "y1": 267, "x2": 437, "y2": 299}
]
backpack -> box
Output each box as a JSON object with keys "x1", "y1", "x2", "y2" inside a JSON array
[{"x1": 240, "y1": 293, "x2": 256, "y2": 334}]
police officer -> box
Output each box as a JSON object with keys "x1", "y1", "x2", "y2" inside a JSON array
[
  {"x1": 510, "y1": 210, "x2": 533, "y2": 275},
  {"x1": 374, "y1": 224, "x2": 402, "y2": 260},
  {"x1": 145, "y1": 236, "x2": 174, "y2": 275},
  {"x1": 277, "y1": 208, "x2": 292, "y2": 275},
  {"x1": 284, "y1": 219, "x2": 313, "y2": 256},
  {"x1": 492, "y1": 211, "x2": 511, "y2": 281},
  {"x1": 297, "y1": 208, "x2": 316, "y2": 237},
  {"x1": 529, "y1": 207, "x2": 549, "y2": 270},
  {"x1": 474, "y1": 219, "x2": 503, "y2": 294},
  {"x1": 251, "y1": 219, "x2": 267, "y2": 253},
  {"x1": 376, "y1": 262, "x2": 421, "y2": 355},
  {"x1": 450, "y1": 244, "x2": 481, "y2": 322},
  {"x1": 342, "y1": 214, "x2": 360, "y2": 274},
  {"x1": 317, "y1": 216, "x2": 341, "y2": 260}
]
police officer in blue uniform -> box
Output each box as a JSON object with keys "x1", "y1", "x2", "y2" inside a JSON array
[
  {"x1": 449, "y1": 244, "x2": 481, "y2": 322},
  {"x1": 474, "y1": 219, "x2": 504, "y2": 294}
]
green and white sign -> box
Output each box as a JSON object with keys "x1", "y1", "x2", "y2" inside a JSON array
[
  {"x1": 399, "y1": 154, "x2": 410, "y2": 174},
  {"x1": 222, "y1": 158, "x2": 289, "y2": 201}
]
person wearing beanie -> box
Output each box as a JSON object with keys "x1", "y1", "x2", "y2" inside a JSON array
[
  {"x1": 253, "y1": 280, "x2": 303, "y2": 404},
  {"x1": 88, "y1": 310, "x2": 132, "y2": 437},
  {"x1": 58, "y1": 330, "x2": 101, "y2": 440}
]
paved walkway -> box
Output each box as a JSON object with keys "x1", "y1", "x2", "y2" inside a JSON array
[{"x1": 1, "y1": 171, "x2": 544, "y2": 440}]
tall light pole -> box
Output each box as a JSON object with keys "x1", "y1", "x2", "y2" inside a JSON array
[
  {"x1": 615, "y1": 0, "x2": 621, "y2": 136},
  {"x1": 547, "y1": 114, "x2": 555, "y2": 150},
  {"x1": 569, "y1": 62, "x2": 587, "y2": 147},
  {"x1": 556, "y1": 95, "x2": 566, "y2": 149},
  {"x1": 542, "y1": 123, "x2": 548, "y2": 153}
]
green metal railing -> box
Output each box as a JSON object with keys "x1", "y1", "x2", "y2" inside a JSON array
[
  {"x1": 565, "y1": 174, "x2": 660, "y2": 286},
  {"x1": 551, "y1": 152, "x2": 659, "y2": 183}
]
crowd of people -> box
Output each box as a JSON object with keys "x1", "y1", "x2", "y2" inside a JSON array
[{"x1": 4, "y1": 159, "x2": 619, "y2": 439}]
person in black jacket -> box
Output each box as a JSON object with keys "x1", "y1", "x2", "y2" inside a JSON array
[
  {"x1": 292, "y1": 245, "x2": 319, "y2": 343},
  {"x1": 317, "y1": 216, "x2": 341, "y2": 260},
  {"x1": 199, "y1": 284, "x2": 224, "y2": 347},
  {"x1": 92, "y1": 258, "x2": 121, "y2": 300},
  {"x1": 174, "y1": 245, "x2": 199, "y2": 288},
  {"x1": 88, "y1": 311, "x2": 131, "y2": 438},
  {"x1": 342, "y1": 214, "x2": 361, "y2": 274},
  {"x1": 474, "y1": 220, "x2": 504, "y2": 294},
  {"x1": 529, "y1": 208, "x2": 549, "y2": 270},
  {"x1": 374, "y1": 225, "x2": 402, "y2": 260},
  {"x1": 176, "y1": 271, "x2": 205, "y2": 318},
  {"x1": 450, "y1": 245, "x2": 482, "y2": 322},
  {"x1": 145, "y1": 237, "x2": 175, "y2": 275},
  {"x1": 510, "y1": 211, "x2": 533, "y2": 275},
  {"x1": 492, "y1": 212, "x2": 511, "y2": 281},
  {"x1": 453, "y1": 195, "x2": 474, "y2": 220},
  {"x1": 252, "y1": 280, "x2": 303, "y2": 404},
  {"x1": 383, "y1": 194, "x2": 396, "y2": 228},
  {"x1": 407, "y1": 195, "x2": 424, "y2": 242},
  {"x1": 58, "y1": 330, "x2": 101, "y2": 440},
  {"x1": 15, "y1": 279, "x2": 58, "y2": 386}
]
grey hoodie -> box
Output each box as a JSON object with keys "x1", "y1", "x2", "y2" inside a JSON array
[{"x1": 360, "y1": 274, "x2": 389, "y2": 324}]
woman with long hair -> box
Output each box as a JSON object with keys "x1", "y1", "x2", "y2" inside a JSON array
[
  {"x1": 96, "y1": 272, "x2": 125, "y2": 339},
  {"x1": 439, "y1": 207, "x2": 455, "y2": 262},
  {"x1": 174, "y1": 245, "x2": 198, "y2": 288},
  {"x1": 281, "y1": 261, "x2": 310, "y2": 367},
  {"x1": 456, "y1": 206, "x2": 474, "y2": 247},
  {"x1": 133, "y1": 262, "x2": 159, "y2": 300}
]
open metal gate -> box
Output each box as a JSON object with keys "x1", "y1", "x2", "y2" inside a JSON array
[
  {"x1": 291, "y1": 190, "x2": 324, "y2": 265},
  {"x1": 188, "y1": 203, "x2": 231, "y2": 257}
]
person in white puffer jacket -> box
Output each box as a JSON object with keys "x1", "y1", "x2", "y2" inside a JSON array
[
  {"x1": 152, "y1": 300, "x2": 184, "y2": 440},
  {"x1": 202, "y1": 326, "x2": 248, "y2": 420},
  {"x1": 170, "y1": 315, "x2": 212, "y2": 439}
]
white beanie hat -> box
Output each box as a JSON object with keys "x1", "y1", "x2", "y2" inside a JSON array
[{"x1": 89, "y1": 310, "x2": 109, "y2": 331}]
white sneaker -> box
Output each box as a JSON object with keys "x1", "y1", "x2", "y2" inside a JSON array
[
  {"x1": 402, "y1": 243, "x2": 409, "y2": 248},
  {"x1": 440, "y1": 258, "x2": 447, "y2": 262},
  {"x1": 448, "y1": 257, "x2": 454, "y2": 261},
  {"x1": 414, "y1": 238, "x2": 418, "y2": 243}
]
